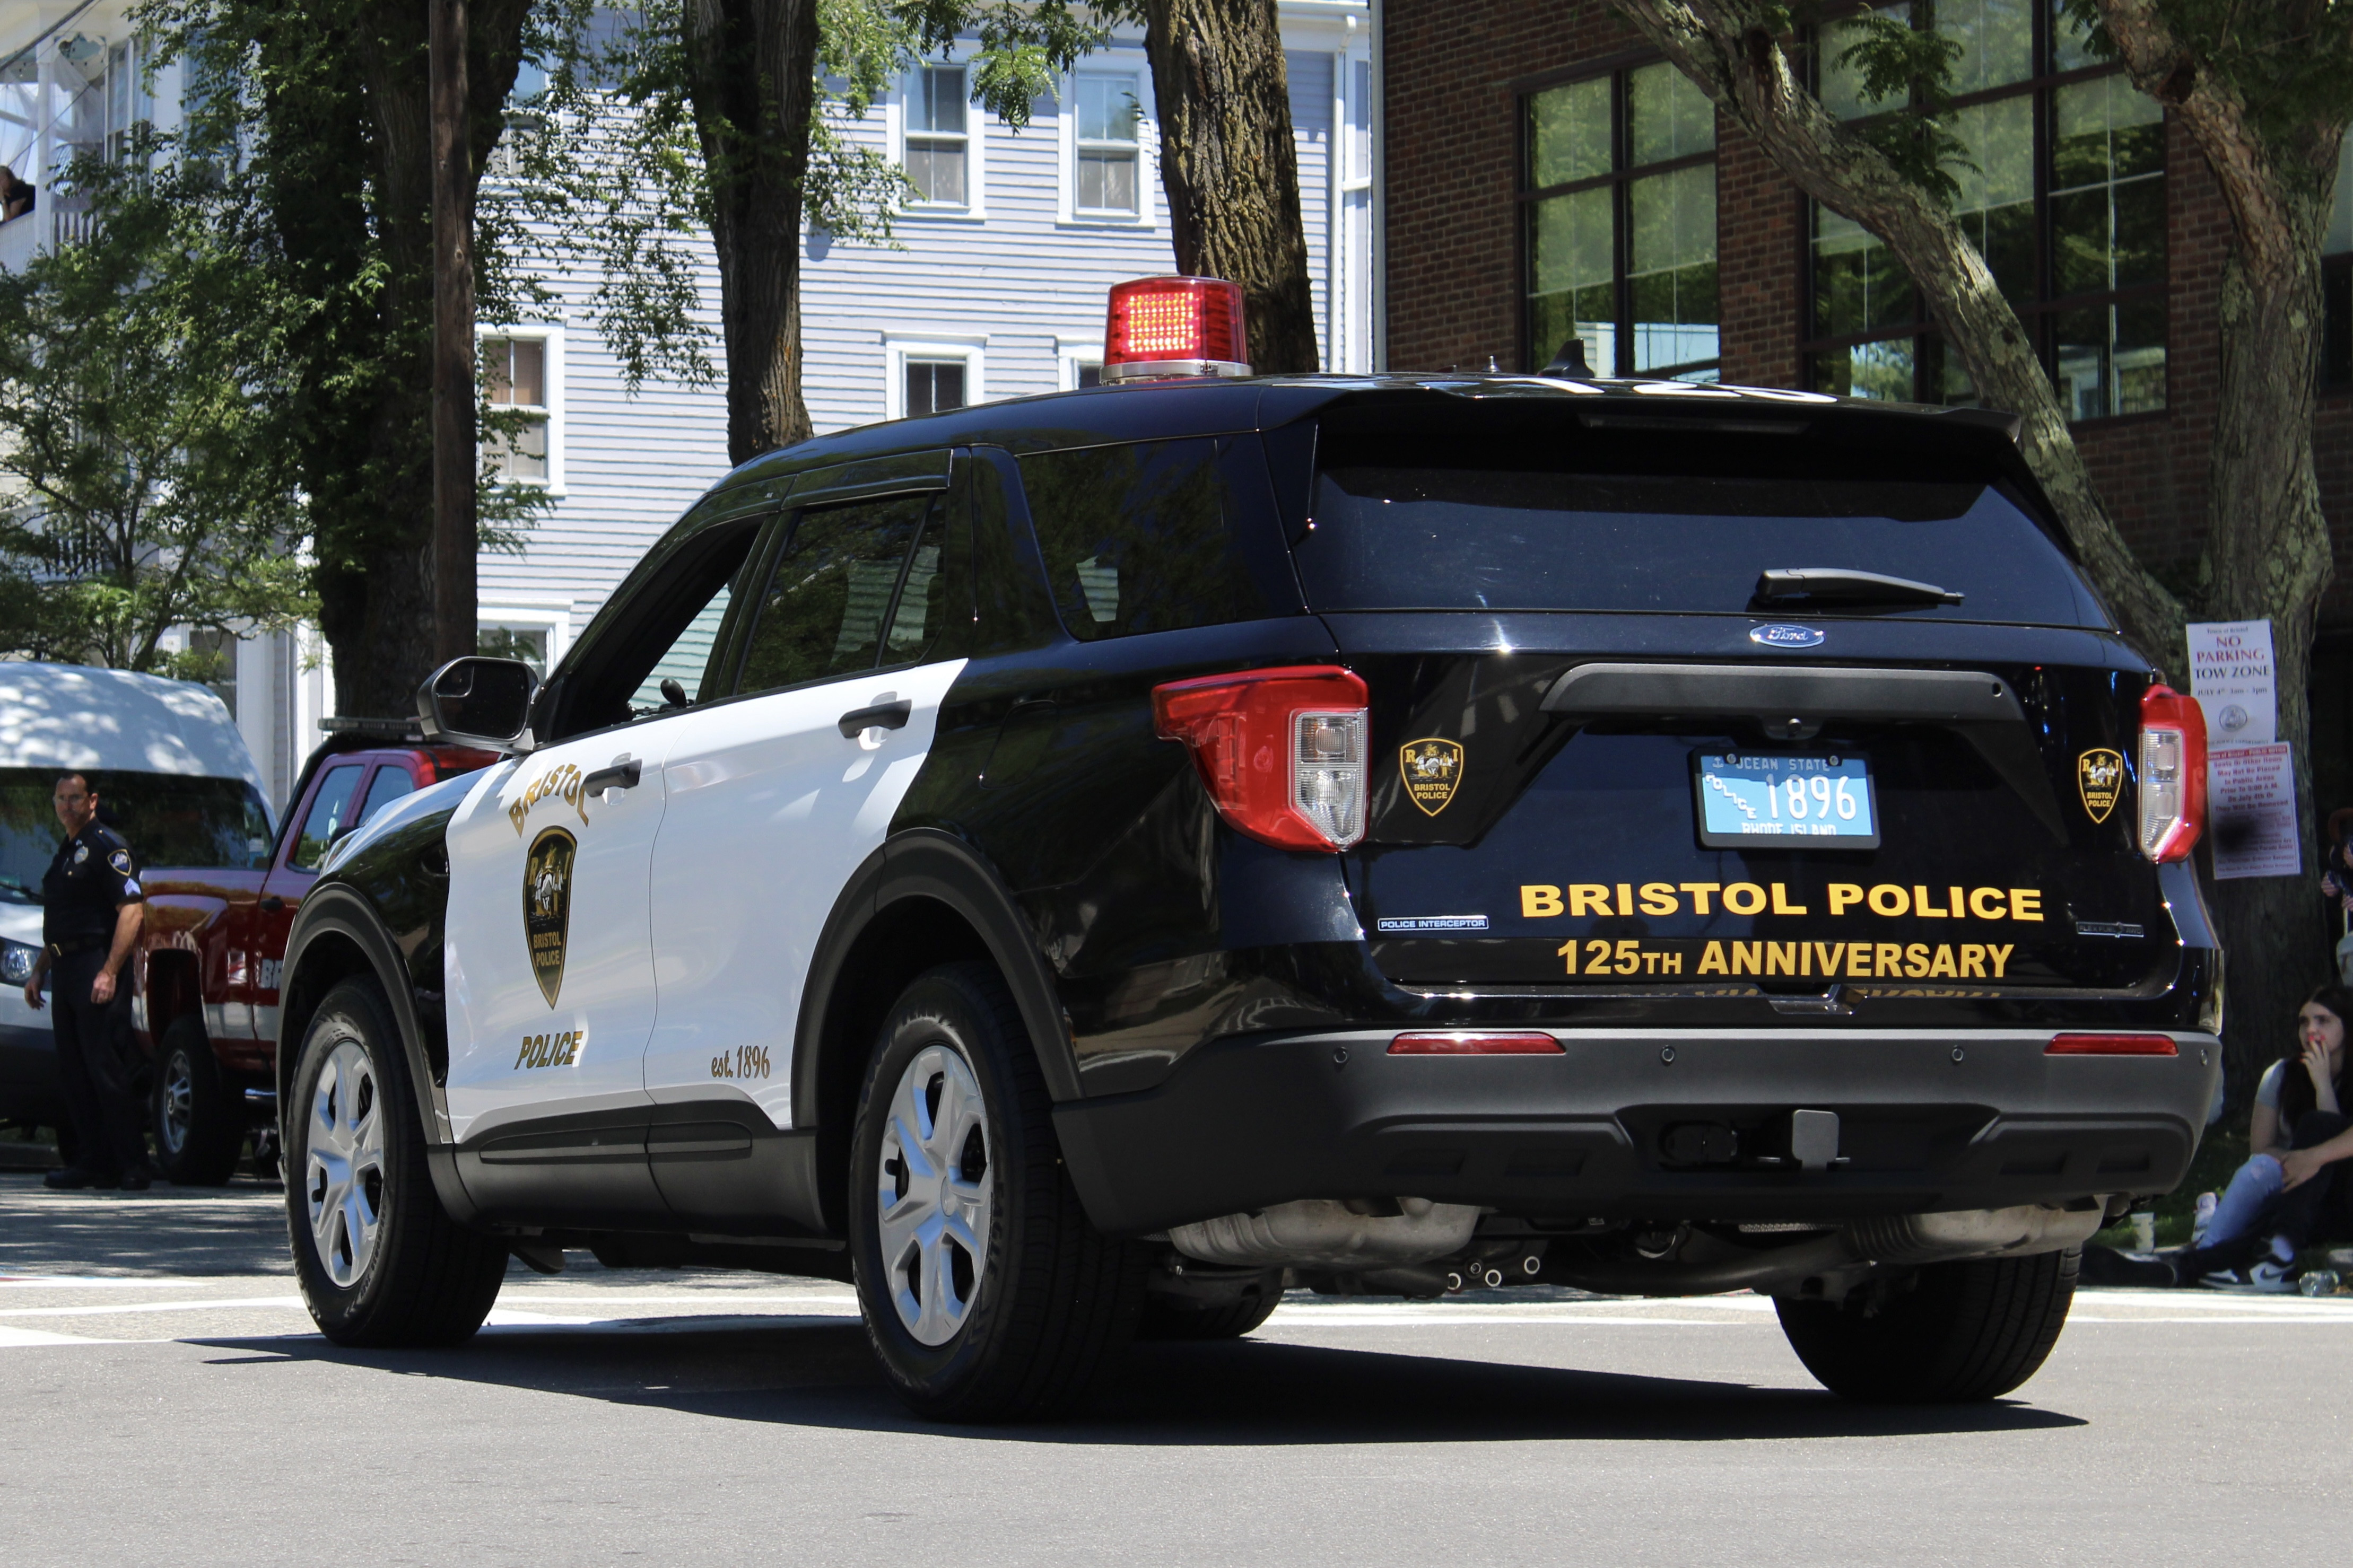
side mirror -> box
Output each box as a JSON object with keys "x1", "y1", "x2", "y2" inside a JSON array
[{"x1": 417, "y1": 657, "x2": 538, "y2": 750}]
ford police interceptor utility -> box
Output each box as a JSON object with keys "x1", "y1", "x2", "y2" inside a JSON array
[{"x1": 279, "y1": 276, "x2": 2218, "y2": 1420}]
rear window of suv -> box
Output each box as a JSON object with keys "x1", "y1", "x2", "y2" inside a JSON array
[{"x1": 1297, "y1": 466, "x2": 2102, "y2": 627}]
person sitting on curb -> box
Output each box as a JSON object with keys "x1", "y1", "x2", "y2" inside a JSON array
[{"x1": 2165, "y1": 985, "x2": 2353, "y2": 1290}]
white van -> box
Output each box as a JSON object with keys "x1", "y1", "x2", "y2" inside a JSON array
[{"x1": 0, "y1": 662, "x2": 274, "y2": 1140}]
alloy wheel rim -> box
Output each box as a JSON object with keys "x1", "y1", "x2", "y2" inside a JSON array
[
  {"x1": 305, "y1": 1038, "x2": 385, "y2": 1289},
  {"x1": 876, "y1": 1041, "x2": 992, "y2": 1346},
  {"x1": 159, "y1": 1049, "x2": 193, "y2": 1155}
]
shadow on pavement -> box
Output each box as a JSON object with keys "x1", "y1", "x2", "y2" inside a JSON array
[
  {"x1": 0, "y1": 1171, "x2": 291, "y2": 1277},
  {"x1": 182, "y1": 1322, "x2": 2085, "y2": 1446}
]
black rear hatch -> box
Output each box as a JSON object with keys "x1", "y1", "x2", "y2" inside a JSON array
[{"x1": 1276, "y1": 387, "x2": 2175, "y2": 1015}]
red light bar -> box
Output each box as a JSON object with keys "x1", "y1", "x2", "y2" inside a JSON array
[
  {"x1": 1102, "y1": 276, "x2": 1250, "y2": 382},
  {"x1": 2046, "y1": 1033, "x2": 2178, "y2": 1056},
  {"x1": 1389, "y1": 1032, "x2": 1564, "y2": 1056}
]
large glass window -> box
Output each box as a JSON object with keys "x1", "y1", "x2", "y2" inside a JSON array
[
  {"x1": 0, "y1": 770, "x2": 273, "y2": 896},
  {"x1": 1802, "y1": 1, "x2": 2167, "y2": 419},
  {"x1": 906, "y1": 66, "x2": 970, "y2": 205},
  {"x1": 1522, "y1": 63, "x2": 1719, "y2": 379},
  {"x1": 1073, "y1": 74, "x2": 1141, "y2": 215},
  {"x1": 736, "y1": 496, "x2": 937, "y2": 694},
  {"x1": 2321, "y1": 133, "x2": 2352, "y2": 385}
]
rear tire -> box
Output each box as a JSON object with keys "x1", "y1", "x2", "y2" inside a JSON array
[
  {"x1": 286, "y1": 978, "x2": 508, "y2": 1347},
  {"x1": 1775, "y1": 1247, "x2": 2079, "y2": 1403},
  {"x1": 1139, "y1": 1271, "x2": 1285, "y2": 1341},
  {"x1": 849, "y1": 961, "x2": 1144, "y2": 1421},
  {"x1": 151, "y1": 1017, "x2": 241, "y2": 1186}
]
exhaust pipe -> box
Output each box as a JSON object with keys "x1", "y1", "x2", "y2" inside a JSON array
[{"x1": 1540, "y1": 1203, "x2": 2108, "y2": 1297}]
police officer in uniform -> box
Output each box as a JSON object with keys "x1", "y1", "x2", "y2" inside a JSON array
[{"x1": 22, "y1": 772, "x2": 153, "y2": 1190}]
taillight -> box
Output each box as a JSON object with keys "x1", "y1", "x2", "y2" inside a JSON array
[
  {"x1": 1389, "y1": 1032, "x2": 1563, "y2": 1055},
  {"x1": 1153, "y1": 666, "x2": 1369, "y2": 851},
  {"x1": 2138, "y1": 684, "x2": 2207, "y2": 862},
  {"x1": 2047, "y1": 1033, "x2": 2178, "y2": 1056}
]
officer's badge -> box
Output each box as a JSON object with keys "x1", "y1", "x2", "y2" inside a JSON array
[
  {"x1": 1400, "y1": 738, "x2": 1465, "y2": 817},
  {"x1": 523, "y1": 827, "x2": 577, "y2": 1007},
  {"x1": 108, "y1": 851, "x2": 132, "y2": 875},
  {"x1": 72, "y1": 845, "x2": 86, "y2": 864},
  {"x1": 2077, "y1": 748, "x2": 2124, "y2": 824}
]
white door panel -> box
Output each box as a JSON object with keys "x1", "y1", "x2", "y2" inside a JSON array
[
  {"x1": 644, "y1": 658, "x2": 968, "y2": 1126},
  {"x1": 443, "y1": 729, "x2": 674, "y2": 1142}
]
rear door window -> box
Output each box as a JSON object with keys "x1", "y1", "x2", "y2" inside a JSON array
[
  {"x1": 1298, "y1": 466, "x2": 2099, "y2": 627},
  {"x1": 737, "y1": 495, "x2": 934, "y2": 694},
  {"x1": 287, "y1": 764, "x2": 364, "y2": 871},
  {"x1": 355, "y1": 765, "x2": 415, "y2": 826},
  {"x1": 1018, "y1": 437, "x2": 1279, "y2": 640}
]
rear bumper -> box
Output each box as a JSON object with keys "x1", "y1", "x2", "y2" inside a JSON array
[{"x1": 1053, "y1": 1024, "x2": 2217, "y2": 1236}]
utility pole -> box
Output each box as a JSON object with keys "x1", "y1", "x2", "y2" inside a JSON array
[{"x1": 430, "y1": 0, "x2": 476, "y2": 667}]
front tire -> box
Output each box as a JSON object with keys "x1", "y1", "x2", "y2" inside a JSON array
[
  {"x1": 849, "y1": 962, "x2": 1143, "y2": 1421},
  {"x1": 1775, "y1": 1248, "x2": 2079, "y2": 1403},
  {"x1": 152, "y1": 1017, "x2": 241, "y2": 1186},
  {"x1": 286, "y1": 978, "x2": 508, "y2": 1347}
]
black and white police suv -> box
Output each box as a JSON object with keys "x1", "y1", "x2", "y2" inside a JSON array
[{"x1": 281, "y1": 276, "x2": 2218, "y2": 1418}]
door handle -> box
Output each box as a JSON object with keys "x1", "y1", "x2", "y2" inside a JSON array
[
  {"x1": 258, "y1": 896, "x2": 284, "y2": 913},
  {"x1": 583, "y1": 757, "x2": 642, "y2": 794},
  {"x1": 838, "y1": 700, "x2": 912, "y2": 738}
]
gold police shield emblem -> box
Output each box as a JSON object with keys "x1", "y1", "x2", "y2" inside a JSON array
[
  {"x1": 524, "y1": 827, "x2": 576, "y2": 1007},
  {"x1": 2077, "y1": 748, "x2": 2124, "y2": 824},
  {"x1": 1400, "y1": 738, "x2": 1465, "y2": 816}
]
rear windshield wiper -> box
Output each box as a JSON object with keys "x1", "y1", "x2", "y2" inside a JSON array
[{"x1": 1753, "y1": 567, "x2": 1964, "y2": 609}]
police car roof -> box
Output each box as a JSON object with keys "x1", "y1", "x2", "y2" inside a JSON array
[
  {"x1": 0, "y1": 660, "x2": 269, "y2": 802},
  {"x1": 710, "y1": 372, "x2": 2033, "y2": 499}
]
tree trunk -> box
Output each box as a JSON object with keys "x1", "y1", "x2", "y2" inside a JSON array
[
  {"x1": 1140, "y1": 0, "x2": 1319, "y2": 374},
  {"x1": 1610, "y1": 1, "x2": 2183, "y2": 668},
  {"x1": 681, "y1": 0, "x2": 818, "y2": 468},
  {"x1": 430, "y1": 0, "x2": 477, "y2": 669},
  {"x1": 309, "y1": 0, "x2": 529, "y2": 717},
  {"x1": 2095, "y1": 0, "x2": 2346, "y2": 1092}
]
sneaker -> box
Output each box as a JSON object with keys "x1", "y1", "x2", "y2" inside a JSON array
[
  {"x1": 2198, "y1": 1267, "x2": 2251, "y2": 1289},
  {"x1": 2212, "y1": 1259, "x2": 2297, "y2": 1294},
  {"x1": 41, "y1": 1166, "x2": 112, "y2": 1190}
]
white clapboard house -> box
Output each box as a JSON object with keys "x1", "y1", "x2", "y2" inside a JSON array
[{"x1": 0, "y1": 0, "x2": 1374, "y2": 809}]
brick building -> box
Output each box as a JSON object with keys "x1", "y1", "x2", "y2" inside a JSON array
[{"x1": 1374, "y1": 0, "x2": 2353, "y2": 810}]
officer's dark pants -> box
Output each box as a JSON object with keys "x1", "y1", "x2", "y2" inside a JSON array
[{"x1": 49, "y1": 948, "x2": 146, "y2": 1177}]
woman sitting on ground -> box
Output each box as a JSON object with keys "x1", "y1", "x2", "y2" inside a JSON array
[{"x1": 2168, "y1": 984, "x2": 2353, "y2": 1289}]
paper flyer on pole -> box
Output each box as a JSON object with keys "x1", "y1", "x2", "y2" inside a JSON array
[
  {"x1": 2208, "y1": 743, "x2": 2301, "y2": 880},
  {"x1": 2186, "y1": 619, "x2": 2277, "y2": 747}
]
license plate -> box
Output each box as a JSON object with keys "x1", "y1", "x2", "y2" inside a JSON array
[{"x1": 1693, "y1": 752, "x2": 1879, "y2": 848}]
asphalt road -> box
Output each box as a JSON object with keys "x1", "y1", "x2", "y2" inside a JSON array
[{"x1": 3, "y1": 1171, "x2": 2347, "y2": 1566}]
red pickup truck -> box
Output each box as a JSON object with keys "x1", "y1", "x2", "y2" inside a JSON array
[{"x1": 135, "y1": 722, "x2": 495, "y2": 1183}]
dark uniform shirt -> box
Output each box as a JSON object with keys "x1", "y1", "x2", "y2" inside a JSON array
[{"x1": 41, "y1": 821, "x2": 142, "y2": 949}]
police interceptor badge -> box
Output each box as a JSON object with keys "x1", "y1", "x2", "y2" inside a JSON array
[
  {"x1": 524, "y1": 826, "x2": 576, "y2": 1006},
  {"x1": 1400, "y1": 739, "x2": 1464, "y2": 816},
  {"x1": 2077, "y1": 748, "x2": 2124, "y2": 824}
]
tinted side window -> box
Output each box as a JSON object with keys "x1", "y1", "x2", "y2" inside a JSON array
[
  {"x1": 882, "y1": 504, "x2": 956, "y2": 667},
  {"x1": 738, "y1": 495, "x2": 930, "y2": 694},
  {"x1": 355, "y1": 766, "x2": 415, "y2": 826},
  {"x1": 289, "y1": 765, "x2": 363, "y2": 871},
  {"x1": 971, "y1": 451, "x2": 1058, "y2": 654},
  {"x1": 547, "y1": 512, "x2": 766, "y2": 739},
  {"x1": 1018, "y1": 437, "x2": 1274, "y2": 641}
]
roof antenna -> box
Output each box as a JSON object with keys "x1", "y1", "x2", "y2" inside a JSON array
[{"x1": 1540, "y1": 337, "x2": 1594, "y2": 378}]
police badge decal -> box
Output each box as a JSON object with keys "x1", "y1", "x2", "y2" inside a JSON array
[
  {"x1": 2077, "y1": 748, "x2": 2124, "y2": 824},
  {"x1": 524, "y1": 827, "x2": 576, "y2": 1006},
  {"x1": 1400, "y1": 739, "x2": 1465, "y2": 816}
]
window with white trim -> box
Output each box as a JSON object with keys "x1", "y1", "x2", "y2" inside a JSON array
[
  {"x1": 905, "y1": 358, "x2": 966, "y2": 415},
  {"x1": 885, "y1": 336, "x2": 986, "y2": 421},
  {"x1": 1059, "y1": 342, "x2": 1105, "y2": 390},
  {"x1": 1073, "y1": 74, "x2": 1141, "y2": 215},
  {"x1": 481, "y1": 332, "x2": 559, "y2": 486},
  {"x1": 906, "y1": 66, "x2": 970, "y2": 206}
]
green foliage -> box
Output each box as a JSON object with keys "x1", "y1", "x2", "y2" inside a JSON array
[
  {"x1": 2059, "y1": 0, "x2": 2353, "y2": 196},
  {"x1": 1830, "y1": 8, "x2": 1969, "y2": 204},
  {"x1": 500, "y1": 0, "x2": 1131, "y2": 391},
  {"x1": 0, "y1": 143, "x2": 313, "y2": 671}
]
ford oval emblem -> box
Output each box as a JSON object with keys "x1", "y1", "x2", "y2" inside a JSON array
[{"x1": 1750, "y1": 623, "x2": 1826, "y2": 649}]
